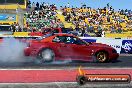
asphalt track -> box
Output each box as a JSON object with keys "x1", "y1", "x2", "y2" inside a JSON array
[
  {"x1": 0, "y1": 82, "x2": 132, "y2": 88},
  {"x1": 0, "y1": 55, "x2": 131, "y2": 88},
  {"x1": 0, "y1": 56, "x2": 131, "y2": 68}
]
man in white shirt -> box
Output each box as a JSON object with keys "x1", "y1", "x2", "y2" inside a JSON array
[{"x1": 101, "y1": 30, "x2": 105, "y2": 37}]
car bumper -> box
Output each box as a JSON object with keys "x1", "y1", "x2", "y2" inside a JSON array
[{"x1": 109, "y1": 53, "x2": 119, "y2": 60}]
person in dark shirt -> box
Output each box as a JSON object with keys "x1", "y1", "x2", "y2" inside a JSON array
[
  {"x1": 81, "y1": 28, "x2": 85, "y2": 37},
  {"x1": 95, "y1": 30, "x2": 102, "y2": 37},
  {"x1": 36, "y1": 2, "x2": 39, "y2": 10},
  {"x1": 11, "y1": 24, "x2": 16, "y2": 35}
]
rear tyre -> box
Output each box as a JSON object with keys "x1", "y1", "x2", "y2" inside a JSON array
[
  {"x1": 38, "y1": 48, "x2": 55, "y2": 63},
  {"x1": 96, "y1": 51, "x2": 108, "y2": 63}
]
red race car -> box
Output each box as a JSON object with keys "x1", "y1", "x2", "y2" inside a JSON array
[{"x1": 24, "y1": 33, "x2": 119, "y2": 63}]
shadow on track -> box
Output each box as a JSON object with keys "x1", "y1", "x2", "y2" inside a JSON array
[{"x1": 0, "y1": 57, "x2": 132, "y2": 69}]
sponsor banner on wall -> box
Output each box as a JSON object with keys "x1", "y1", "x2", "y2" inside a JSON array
[
  {"x1": 96, "y1": 39, "x2": 122, "y2": 54},
  {"x1": 121, "y1": 40, "x2": 132, "y2": 54},
  {"x1": 0, "y1": 14, "x2": 16, "y2": 21}
]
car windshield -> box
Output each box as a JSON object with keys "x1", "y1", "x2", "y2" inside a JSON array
[
  {"x1": 36, "y1": 33, "x2": 53, "y2": 40},
  {"x1": 61, "y1": 28, "x2": 73, "y2": 33}
]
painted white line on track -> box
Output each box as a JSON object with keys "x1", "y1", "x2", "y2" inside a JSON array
[
  {"x1": 55, "y1": 82, "x2": 62, "y2": 88},
  {"x1": 119, "y1": 54, "x2": 132, "y2": 56},
  {"x1": 0, "y1": 82, "x2": 76, "y2": 85},
  {"x1": 0, "y1": 81, "x2": 131, "y2": 85},
  {"x1": 0, "y1": 68, "x2": 131, "y2": 70}
]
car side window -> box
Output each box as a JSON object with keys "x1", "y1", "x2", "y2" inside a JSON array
[
  {"x1": 63, "y1": 36, "x2": 85, "y2": 45},
  {"x1": 53, "y1": 36, "x2": 86, "y2": 45},
  {"x1": 71, "y1": 37, "x2": 87, "y2": 45},
  {"x1": 74, "y1": 38, "x2": 86, "y2": 45},
  {"x1": 52, "y1": 36, "x2": 66, "y2": 43},
  {"x1": 65, "y1": 36, "x2": 75, "y2": 44}
]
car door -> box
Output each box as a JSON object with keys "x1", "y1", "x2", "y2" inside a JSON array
[
  {"x1": 52, "y1": 36, "x2": 72, "y2": 59},
  {"x1": 67, "y1": 36, "x2": 93, "y2": 61}
]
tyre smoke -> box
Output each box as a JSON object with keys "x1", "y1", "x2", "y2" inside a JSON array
[{"x1": 0, "y1": 38, "x2": 27, "y2": 63}]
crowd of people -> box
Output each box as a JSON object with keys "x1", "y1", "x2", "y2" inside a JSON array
[
  {"x1": 24, "y1": 1, "x2": 64, "y2": 32},
  {"x1": 61, "y1": 3, "x2": 132, "y2": 34},
  {"x1": 10, "y1": 1, "x2": 132, "y2": 37},
  {"x1": 10, "y1": 22, "x2": 22, "y2": 32}
]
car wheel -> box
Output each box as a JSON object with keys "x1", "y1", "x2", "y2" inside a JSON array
[
  {"x1": 76, "y1": 75, "x2": 87, "y2": 85},
  {"x1": 96, "y1": 51, "x2": 108, "y2": 63},
  {"x1": 39, "y1": 48, "x2": 55, "y2": 63}
]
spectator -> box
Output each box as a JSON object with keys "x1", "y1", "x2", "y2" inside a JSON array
[
  {"x1": 22, "y1": 2, "x2": 131, "y2": 36},
  {"x1": 32, "y1": 2, "x2": 35, "y2": 10},
  {"x1": 27, "y1": 0, "x2": 31, "y2": 8},
  {"x1": 36, "y1": 2, "x2": 39, "y2": 10},
  {"x1": 117, "y1": 26, "x2": 122, "y2": 33},
  {"x1": 11, "y1": 23, "x2": 16, "y2": 34},
  {"x1": 81, "y1": 27, "x2": 86, "y2": 37},
  {"x1": 110, "y1": 26, "x2": 116, "y2": 33},
  {"x1": 101, "y1": 30, "x2": 105, "y2": 37}
]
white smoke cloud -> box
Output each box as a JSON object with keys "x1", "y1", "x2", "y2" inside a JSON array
[
  {"x1": 0, "y1": 38, "x2": 27, "y2": 63},
  {"x1": 0, "y1": 38, "x2": 74, "y2": 64}
]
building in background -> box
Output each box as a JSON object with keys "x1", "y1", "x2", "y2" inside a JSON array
[{"x1": 0, "y1": 0, "x2": 27, "y2": 31}]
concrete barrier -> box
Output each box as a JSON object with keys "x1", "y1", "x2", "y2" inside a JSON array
[
  {"x1": 105, "y1": 32, "x2": 132, "y2": 38},
  {"x1": 13, "y1": 32, "x2": 29, "y2": 37}
]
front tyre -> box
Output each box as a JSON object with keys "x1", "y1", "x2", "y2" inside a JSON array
[
  {"x1": 96, "y1": 51, "x2": 108, "y2": 63},
  {"x1": 38, "y1": 48, "x2": 55, "y2": 63}
]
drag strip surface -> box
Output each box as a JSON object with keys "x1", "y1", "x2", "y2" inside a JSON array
[
  {"x1": 0, "y1": 69, "x2": 131, "y2": 83},
  {"x1": 0, "y1": 56, "x2": 131, "y2": 68},
  {"x1": 0, "y1": 82, "x2": 132, "y2": 88}
]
